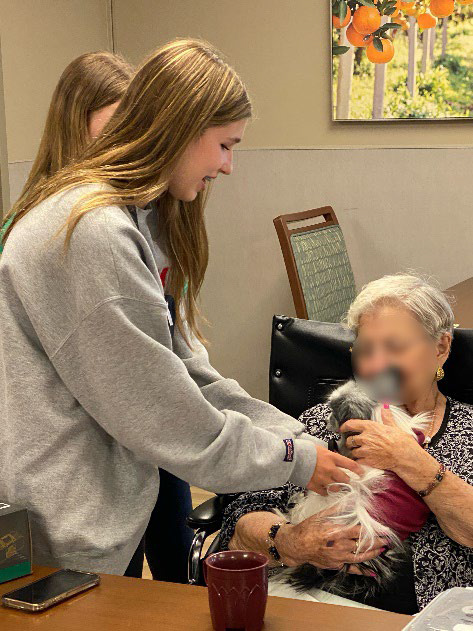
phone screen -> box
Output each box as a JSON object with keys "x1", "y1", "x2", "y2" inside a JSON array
[{"x1": 3, "y1": 569, "x2": 98, "y2": 605}]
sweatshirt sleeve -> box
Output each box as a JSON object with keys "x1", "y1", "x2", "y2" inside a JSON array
[
  {"x1": 172, "y1": 327, "x2": 327, "y2": 450},
  {"x1": 50, "y1": 295, "x2": 317, "y2": 493}
]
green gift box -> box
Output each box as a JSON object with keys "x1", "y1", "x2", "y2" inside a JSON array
[{"x1": 0, "y1": 502, "x2": 33, "y2": 584}]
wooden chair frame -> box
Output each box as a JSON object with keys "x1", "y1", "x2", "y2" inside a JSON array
[{"x1": 273, "y1": 206, "x2": 340, "y2": 320}]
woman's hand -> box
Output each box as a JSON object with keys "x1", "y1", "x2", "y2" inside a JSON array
[
  {"x1": 307, "y1": 446, "x2": 363, "y2": 496},
  {"x1": 339, "y1": 408, "x2": 473, "y2": 548},
  {"x1": 339, "y1": 407, "x2": 423, "y2": 473},
  {"x1": 276, "y1": 507, "x2": 386, "y2": 570}
]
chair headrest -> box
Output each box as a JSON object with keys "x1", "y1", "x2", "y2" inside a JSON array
[{"x1": 269, "y1": 315, "x2": 473, "y2": 419}]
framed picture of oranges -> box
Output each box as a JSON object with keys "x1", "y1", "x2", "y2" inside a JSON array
[{"x1": 331, "y1": 0, "x2": 473, "y2": 120}]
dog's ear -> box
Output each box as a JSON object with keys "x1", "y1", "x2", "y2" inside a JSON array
[
  {"x1": 327, "y1": 380, "x2": 377, "y2": 425},
  {"x1": 326, "y1": 412, "x2": 340, "y2": 433}
]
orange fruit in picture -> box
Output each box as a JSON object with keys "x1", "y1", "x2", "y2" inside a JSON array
[
  {"x1": 394, "y1": 16, "x2": 410, "y2": 30},
  {"x1": 429, "y1": 0, "x2": 455, "y2": 17},
  {"x1": 332, "y1": 6, "x2": 352, "y2": 28},
  {"x1": 417, "y1": 12, "x2": 437, "y2": 29},
  {"x1": 400, "y1": 1, "x2": 415, "y2": 7},
  {"x1": 366, "y1": 38, "x2": 394, "y2": 63},
  {"x1": 352, "y1": 6, "x2": 382, "y2": 35},
  {"x1": 457, "y1": 0, "x2": 473, "y2": 5},
  {"x1": 346, "y1": 23, "x2": 374, "y2": 46}
]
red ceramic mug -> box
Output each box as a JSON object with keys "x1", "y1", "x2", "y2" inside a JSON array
[{"x1": 204, "y1": 550, "x2": 269, "y2": 631}]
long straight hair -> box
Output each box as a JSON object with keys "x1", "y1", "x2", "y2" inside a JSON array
[
  {"x1": 15, "y1": 52, "x2": 133, "y2": 207},
  {"x1": 3, "y1": 39, "x2": 252, "y2": 343}
]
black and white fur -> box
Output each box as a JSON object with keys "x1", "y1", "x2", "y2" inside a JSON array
[{"x1": 273, "y1": 380, "x2": 430, "y2": 597}]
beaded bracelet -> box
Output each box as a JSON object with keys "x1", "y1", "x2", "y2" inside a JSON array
[
  {"x1": 265, "y1": 522, "x2": 289, "y2": 566},
  {"x1": 418, "y1": 463, "x2": 447, "y2": 498}
]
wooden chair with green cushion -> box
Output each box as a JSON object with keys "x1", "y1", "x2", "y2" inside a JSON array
[{"x1": 273, "y1": 206, "x2": 356, "y2": 323}]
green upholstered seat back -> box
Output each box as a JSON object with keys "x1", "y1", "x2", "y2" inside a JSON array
[{"x1": 290, "y1": 224, "x2": 356, "y2": 322}]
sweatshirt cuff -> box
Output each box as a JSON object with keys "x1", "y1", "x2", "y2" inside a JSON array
[
  {"x1": 288, "y1": 438, "x2": 318, "y2": 488},
  {"x1": 299, "y1": 431, "x2": 328, "y2": 448}
]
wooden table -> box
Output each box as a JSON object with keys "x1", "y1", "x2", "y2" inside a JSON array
[
  {"x1": 0, "y1": 566, "x2": 411, "y2": 631},
  {"x1": 447, "y1": 277, "x2": 473, "y2": 328}
]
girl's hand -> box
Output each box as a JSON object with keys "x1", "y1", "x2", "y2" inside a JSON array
[
  {"x1": 339, "y1": 407, "x2": 422, "y2": 473},
  {"x1": 307, "y1": 446, "x2": 363, "y2": 496},
  {"x1": 276, "y1": 507, "x2": 386, "y2": 570}
]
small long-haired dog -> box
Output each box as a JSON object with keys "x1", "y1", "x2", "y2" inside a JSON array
[{"x1": 274, "y1": 378, "x2": 431, "y2": 598}]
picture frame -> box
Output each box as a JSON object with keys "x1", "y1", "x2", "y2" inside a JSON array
[{"x1": 331, "y1": 0, "x2": 473, "y2": 121}]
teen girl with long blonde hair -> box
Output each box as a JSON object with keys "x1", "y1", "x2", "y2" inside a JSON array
[
  {"x1": 0, "y1": 39, "x2": 360, "y2": 573},
  {"x1": 9, "y1": 49, "x2": 196, "y2": 584}
]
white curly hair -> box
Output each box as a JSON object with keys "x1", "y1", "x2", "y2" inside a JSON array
[{"x1": 345, "y1": 273, "x2": 454, "y2": 341}]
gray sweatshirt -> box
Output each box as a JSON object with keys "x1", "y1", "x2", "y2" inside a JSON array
[{"x1": 0, "y1": 184, "x2": 319, "y2": 574}]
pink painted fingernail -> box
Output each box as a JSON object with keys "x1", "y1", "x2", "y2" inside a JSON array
[
  {"x1": 369, "y1": 571, "x2": 377, "y2": 578},
  {"x1": 383, "y1": 402, "x2": 390, "y2": 409},
  {"x1": 381, "y1": 547, "x2": 387, "y2": 552}
]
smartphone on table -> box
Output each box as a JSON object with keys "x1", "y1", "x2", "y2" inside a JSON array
[{"x1": 1, "y1": 568, "x2": 100, "y2": 612}]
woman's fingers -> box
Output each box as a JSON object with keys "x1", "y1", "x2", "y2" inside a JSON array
[
  {"x1": 305, "y1": 537, "x2": 385, "y2": 568},
  {"x1": 337, "y1": 537, "x2": 387, "y2": 553},
  {"x1": 380, "y1": 407, "x2": 396, "y2": 426},
  {"x1": 350, "y1": 447, "x2": 367, "y2": 458},
  {"x1": 351, "y1": 547, "x2": 385, "y2": 563},
  {"x1": 360, "y1": 537, "x2": 387, "y2": 552},
  {"x1": 339, "y1": 419, "x2": 372, "y2": 434},
  {"x1": 320, "y1": 546, "x2": 380, "y2": 564},
  {"x1": 328, "y1": 524, "x2": 362, "y2": 541},
  {"x1": 347, "y1": 564, "x2": 363, "y2": 575},
  {"x1": 302, "y1": 543, "x2": 385, "y2": 570},
  {"x1": 323, "y1": 545, "x2": 384, "y2": 564}
]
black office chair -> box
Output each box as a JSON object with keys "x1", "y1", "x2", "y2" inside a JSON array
[{"x1": 187, "y1": 315, "x2": 473, "y2": 585}]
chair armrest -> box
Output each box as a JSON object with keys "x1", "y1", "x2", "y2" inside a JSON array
[
  {"x1": 186, "y1": 494, "x2": 240, "y2": 534},
  {"x1": 187, "y1": 494, "x2": 242, "y2": 585}
]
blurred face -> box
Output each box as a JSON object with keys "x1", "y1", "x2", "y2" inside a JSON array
[
  {"x1": 353, "y1": 304, "x2": 451, "y2": 404},
  {"x1": 168, "y1": 120, "x2": 247, "y2": 202},
  {"x1": 88, "y1": 101, "x2": 120, "y2": 140}
]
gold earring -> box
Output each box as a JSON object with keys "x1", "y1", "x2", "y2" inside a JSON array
[{"x1": 436, "y1": 366, "x2": 445, "y2": 381}]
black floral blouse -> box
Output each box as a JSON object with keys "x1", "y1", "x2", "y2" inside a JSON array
[{"x1": 220, "y1": 397, "x2": 473, "y2": 610}]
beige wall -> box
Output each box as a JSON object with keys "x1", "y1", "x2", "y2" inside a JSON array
[
  {"x1": 0, "y1": 0, "x2": 111, "y2": 164},
  {"x1": 113, "y1": 0, "x2": 473, "y2": 149}
]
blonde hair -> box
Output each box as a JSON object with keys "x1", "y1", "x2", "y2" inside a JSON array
[
  {"x1": 17, "y1": 52, "x2": 133, "y2": 201},
  {"x1": 345, "y1": 274, "x2": 454, "y2": 340},
  {"x1": 4, "y1": 39, "x2": 252, "y2": 343}
]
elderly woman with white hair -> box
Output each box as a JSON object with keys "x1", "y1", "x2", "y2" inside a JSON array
[{"x1": 219, "y1": 274, "x2": 473, "y2": 614}]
